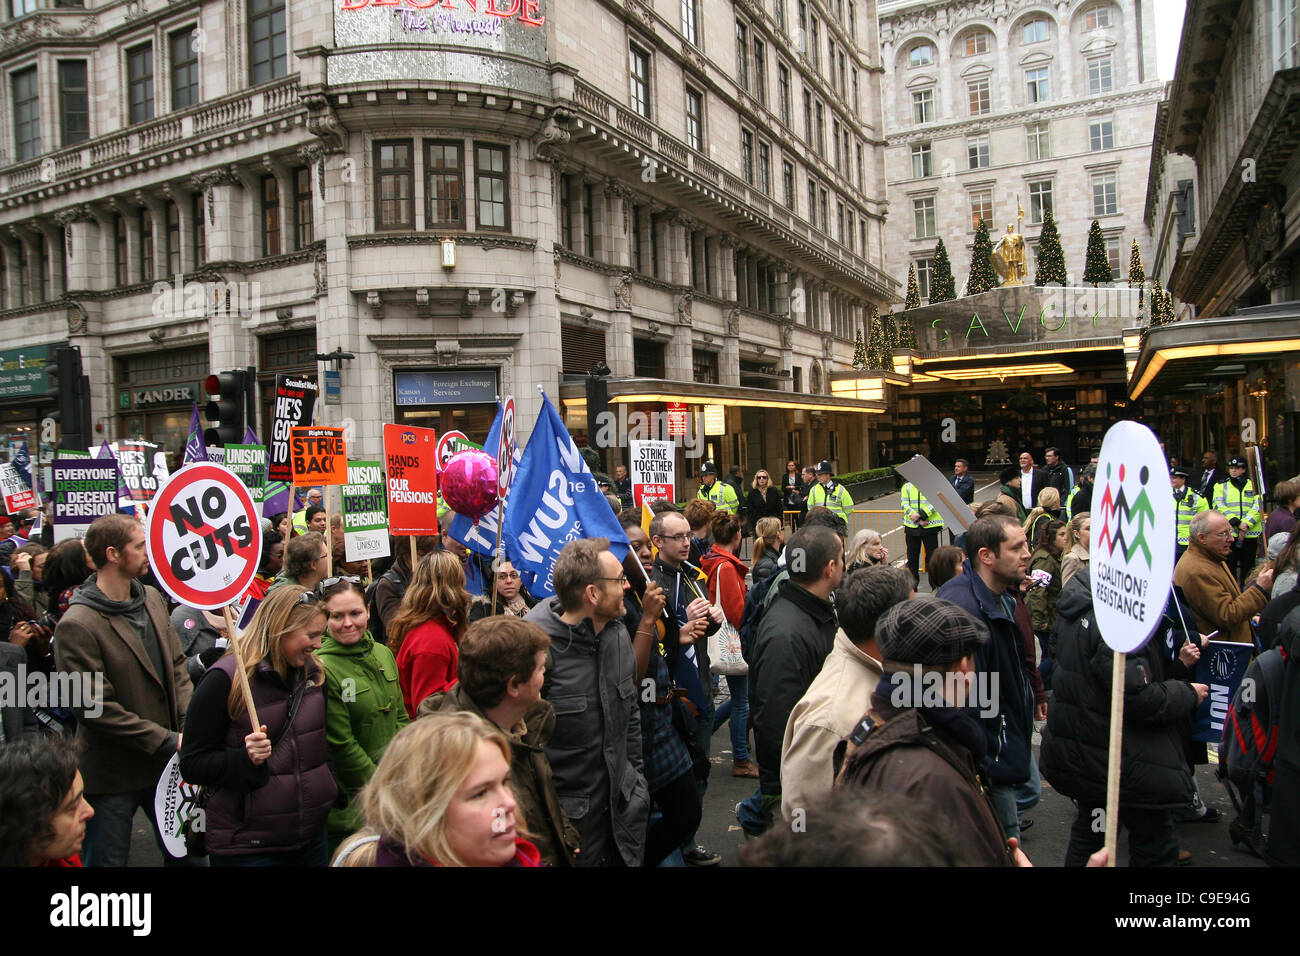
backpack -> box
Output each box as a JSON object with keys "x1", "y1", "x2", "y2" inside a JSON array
[
  {"x1": 365, "y1": 567, "x2": 406, "y2": 647},
  {"x1": 737, "y1": 566, "x2": 781, "y2": 662},
  {"x1": 1220, "y1": 645, "x2": 1289, "y2": 790}
]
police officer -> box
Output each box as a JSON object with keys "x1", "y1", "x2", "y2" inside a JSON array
[
  {"x1": 1215, "y1": 455, "x2": 1261, "y2": 587},
  {"x1": 697, "y1": 461, "x2": 739, "y2": 514},
  {"x1": 1171, "y1": 465, "x2": 1208, "y2": 563},
  {"x1": 900, "y1": 480, "x2": 944, "y2": 587},
  {"x1": 805, "y1": 460, "x2": 854, "y2": 523},
  {"x1": 1065, "y1": 465, "x2": 1095, "y2": 520}
]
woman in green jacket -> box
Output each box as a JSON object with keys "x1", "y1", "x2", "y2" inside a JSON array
[
  {"x1": 317, "y1": 577, "x2": 409, "y2": 852},
  {"x1": 1026, "y1": 519, "x2": 1067, "y2": 687}
]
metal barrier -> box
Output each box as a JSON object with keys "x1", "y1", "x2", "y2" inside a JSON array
[{"x1": 777, "y1": 509, "x2": 928, "y2": 571}]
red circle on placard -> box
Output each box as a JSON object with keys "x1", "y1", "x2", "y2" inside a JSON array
[
  {"x1": 498, "y1": 397, "x2": 515, "y2": 495},
  {"x1": 146, "y1": 462, "x2": 262, "y2": 610}
]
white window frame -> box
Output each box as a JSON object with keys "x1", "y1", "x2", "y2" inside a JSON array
[{"x1": 913, "y1": 195, "x2": 937, "y2": 239}]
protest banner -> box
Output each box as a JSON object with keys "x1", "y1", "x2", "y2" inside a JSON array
[
  {"x1": 503, "y1": 392, "x2": 629, "y2": 598},
  {"x1": 436, "y1": 430, "x2": 478, "y2": 471},
  {"x1": 0, "y1": 462, "x2": 38, "y2": 513},
  {"x1": 290, "y1": 426, "x2": 347, "y2": 487},
  {"x1": 224, "y1": 443, "x2": 267, "y2": 503},
  {"x1": 894, "y1": 454, "x2": 979, "y2": 532},
  {"x1": 146, "y1": 462, "x2": 263, "y2": 723},
  {"x1": 341, "y1": 459, "x2": 390, "y2": 563},
  {"x1": 383, "y1": 423, "x2": 439, "y2": 537},
  {"x1": 1090, "y1": 421, "x2": 1175, "y2": 866},
  {"x1": 112, "y1": 439, "x2": 168, "y2": 508},
  {"x1": 629, "y1": 439, "x2": 676, "y2": 507},
  {"x1": 268, "y1": 375, "x2": 318, "y2": 483},
  {"x1": 154, "y1": 753, "x2": 203, "y2": 859},
  {"x1": 448, "y1": 404, "x2": 519, "y2": 558},
  {"x1": 1194, "y1": 641, "x2": 1254, "y2": 743},
  {"x1": 52, "y1": 459, "x2": 120, "y2": 542}
]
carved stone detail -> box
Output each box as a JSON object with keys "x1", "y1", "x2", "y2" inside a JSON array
[
  {"x1": 535, "y1": 108, "x2": 573, "y2": 162},
  {"x1": 612, "y1": 271, "x2": 633, "y2": 310},
  {"x1": 676, "y1": 291, "x2": 693, "y2": 325},
  {"x1": 437, "y1": 340, "x2": 460, "y2": 366},
  {"x1": 54, "y1": 204, "x2": 95, "y2": 227},
  {"x1": 302, "y1": 92, "x2": 346, "y2": 154},
  {"x1": 727, "y1": 308, "x2": 741, "y2": 336},
  {"x1": 313, "y1": 248, "x2": 327, "y2": 296},
  {"x1": 366, "y1": 290, "x2": 383, "y2": 319}
]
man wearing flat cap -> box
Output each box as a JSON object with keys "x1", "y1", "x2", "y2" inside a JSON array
[{"x1": 834, "y1": 597, "x2": 1021, "y2": 867}]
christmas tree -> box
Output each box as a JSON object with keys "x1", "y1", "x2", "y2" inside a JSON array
[
  {"x1": 896, "y1": 312, "x2": 917, "y2": 349},
  {"x1": 866, "y1": 306, "x2": 888, "y2": 370},
  {"x1": 1128, "y1": 239, "x2": 1146, "y2": 315},
  {"x1": 1034, "y1": 208, "x2": 1067, "y2": 286},
  {"x1": 966, "y1": 219, "x2": 997, "y2": 295},
  {"x1": 1083, "y1": 220, "x2": 1111, "y2": 286},
  {"x1": 930, "y1": 239, "x2": 957, "y2": 302},
  {"x1": 882, "y1": 312, "x2": 898, "y2": 352},
  {"x1": 852, "y1": 327, "x2": 867, "y2": 369},
  {"x1": 905, "y1": 263, "x2": 922, "y2": 309}
]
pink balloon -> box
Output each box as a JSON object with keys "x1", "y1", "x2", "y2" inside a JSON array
[{"x1": 440, "y1": 450, "x2": 499, "y2": 522}]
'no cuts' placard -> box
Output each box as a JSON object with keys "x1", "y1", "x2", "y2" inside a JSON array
[{"x1": 146, "y1": 463, "x2": 262, "y2": 610}]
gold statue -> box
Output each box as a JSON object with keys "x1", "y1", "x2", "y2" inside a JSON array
[{"x1": 991, "y1": 198, "x2": 1028, "y2": 286}]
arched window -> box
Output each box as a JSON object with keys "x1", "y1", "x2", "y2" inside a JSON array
[
  {"x1": 1022, "y1": 18, "x2": 1048, "y2": 43},
  {"x1": 961, "y1": 30, "x2": 990, "y2": 55},
  {"x1": 1083, "y1": 4, "x2": 1112, "y2": 30},
  {"x1": 909, "y1": 42, "x2": 934, "y2": 66}
]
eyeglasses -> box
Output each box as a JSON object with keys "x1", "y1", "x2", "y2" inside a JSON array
[
  {"x1": 656, "y1": 533, "x2": 692, "y2": 543},
  {"x1": 756, "y1": 476, "x2": 769, "y2": 481},
  {"x1": 496, "y1": 570, "x2": 521, "y2": 580},
  {"x1": 600, "y1": 574, "x2": 629, "y2": 584},
  {"x1": 1205, "y1": 530, "x2": 1234, "y2": 539},
  {"x1": 317, "y1": 575, "x2": 362, "y2": 593}
]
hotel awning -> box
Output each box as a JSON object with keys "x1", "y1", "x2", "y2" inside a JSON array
[
  {"x1": 558, "y1": 377, "x2": 888, "y2": 413},
  {"x1": 1127, "y1": 303, "x2": 1300, "y2": 399}
]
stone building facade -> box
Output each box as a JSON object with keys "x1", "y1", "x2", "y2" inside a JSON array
[
  {"x1": 0, "y1": 0, "x2": 897, "y2": 490},
  {"x1": 877, "y1": 0, "x2": 1164, "y2": 298}
]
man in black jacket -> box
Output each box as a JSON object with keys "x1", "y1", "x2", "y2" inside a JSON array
[
  {"x1": 1043, "y1": 447, "x2": 1074, "y2": 500},
  {"x1": 1040, "y1": 569, "x2": 1207, "y2": 866},
  {"x1": 1016, "y1": 451, "x2": 1049, "y2": 516},
  {"x1": 746, "y1": 525, "x2": 843, "y2": 832},
  {"x1": 1194, "y1": 449, "x2": 1226, "y2": 502}
]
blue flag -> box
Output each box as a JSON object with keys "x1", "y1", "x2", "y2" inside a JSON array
[
  {"x1": 502, "y1": 393, "x2": 629, "y2": 598},
  {"x1": 11, "y1": 440, "x2": 34, "y2": 499},
  {"x1": 449, "y1": 401, "x2": 522, "y2": 558},
  {"x1": 1194, "y1": 642, "x2": 1253, "y2": 742},
  {"x1": 183, "y1": 404, "x2": 207, "y2": 465}
]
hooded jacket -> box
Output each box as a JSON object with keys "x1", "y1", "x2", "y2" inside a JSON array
[
  {"x1": 935, "y1": 561, "x2": 1034, "y2": 785},
  {"x1": 525, "y1": 597, "x2": 648, "y2": 867},
  {"x1": 419, "y1": 684, "x2": 580, "y2": 866},
  {"x1": 1039, "y1": 570, "x2": 1198, "y2": 809},
  {"x1": 53, "y1": 576, "x2": 192, "y2": 793}
]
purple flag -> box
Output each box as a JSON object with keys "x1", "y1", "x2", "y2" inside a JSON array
[{"x1": 183, "y1": 404, "x2": 208, "y2": 465}]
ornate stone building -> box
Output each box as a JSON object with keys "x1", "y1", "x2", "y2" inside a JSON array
[{"x1": 0, "y1": 0, "x2": 897, "y2": 489}]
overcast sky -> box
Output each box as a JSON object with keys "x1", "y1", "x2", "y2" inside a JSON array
[{"x1": 1154, "y1": 0, "x2": 1187, "y2": 81}]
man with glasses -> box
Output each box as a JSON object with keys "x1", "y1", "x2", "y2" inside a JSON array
[
  {"x1": 1174, "y1": 510, "x2": 1274, "y2": 647},
  {"x1": 526, "y1": 538, "x2": 649, "y2": 866}
]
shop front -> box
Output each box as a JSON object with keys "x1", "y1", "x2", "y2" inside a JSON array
[
  {"x1": 394, "y1": 369, "x2": 500, "y2": 446},
  {"x1": 114, "y1": 346, "x2": 208, "y2": 470},
  {"x1": 0, "y1": 343, "x2": 61, "y2": 490}
]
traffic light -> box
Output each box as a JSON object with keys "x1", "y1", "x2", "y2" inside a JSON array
[
  {"x1": 49, "y1": 346, "x2": 91, "y2": 451},
  {"x1": 204, "y1": 369, "x2": 251, "y2": 446},
  {"x1": 584, "y1": 367, "x2": 610, "y2": 473}
]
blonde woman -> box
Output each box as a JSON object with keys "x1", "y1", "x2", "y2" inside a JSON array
[
  {"x1": 332, "y1": 711, "x2": 541, "y2": 867},
  {"x1": 752, "y1": 517, "x2": 785, "y2": 583},
  {"x1": 846, "y1": 529, "x2": 889, "y2": 573},
  {"x1": 1060, "y1": 514, "x2": 1092, "y2": 589},
  {"x1": 388, "y1": 550, "x2": 472, "y2": 718},
  {"x1": 179, "y1": 585, "x2": 338, "y2": 866},
  {"x1": 1023, "y1": 487, "x2": 1063, "y2": 549}
]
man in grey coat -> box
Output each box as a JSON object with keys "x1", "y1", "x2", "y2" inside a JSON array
[{"x1": 526, "y1": 537, "x2": 649, "y2": 866}]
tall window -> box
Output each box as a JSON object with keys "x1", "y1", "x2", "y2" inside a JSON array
[
  {"x1": 827, "y1": 37, "x2": 835, "y2": 85},
  {"x1": 967, "y1": 78, "x2": 990, "y2": 115},
  {"x1": 967, "y1": 134, "x2": 990, "y2": 169},
  {"x1": 909, "y1": 43, "x2": 934, "y2": 66},
  {"x1": 911, "y1": 142, "x2": 932, "y2": 178},
  {"x1": 912, "y1": 89, "x2": 933, "y2": 123},
  {"x1": 832, "y1": 119, "x2": 841, "y2": 170},
  {"x1": 582, "y1": 184, "x2": 595, "y2": 258},
  {"x1": 16, "y1": 243, "x2": 27, "y2": 305},
  {"x1": 803, "y1": 90, "x2": 813, "y2": 142},
  {"x1": 9, "y1": 0, "x2": 38, "y2": 15},
  {"x1": 114, "y1": 213, "x2": 128, "y2": 285},
  {"x1": 819, "y1": 188, "x2": 829, "y2": 233},
  {"x1": 810, "y1": 16, "x2": 820, "y2": 69},
  {"x1": 164, "y1": 201, "x2": 180, "y2": 274},
  {"x1": 629, "y1": 43, "x2": 651, "y2": 119},
  {"x1": 12, "y1": 66, "x2": 39, "y2": 160},
  {"x1": 1023, "y1": 18, "x2": 1048, "y2": 43},
  {"x1": 1087, "y1": 55, "x2": 1113, "y2": 94},
  {"x1": 37, "y1": 234, "x2": 47, "y2": 301},
  {"x1": 753, "y1": 37, "x2": 766, "y2": 105},
  {"x1": 558, "y1": 176, "x2": 573, "y2": 250},
  {"x1": 846, "y1": 208, "x2": 855, "y2": 251},
  {"x1": 1088, "y1": 117, "x2": 1114, "y2": 151},
  {"x1": 913, "y1": 196, "x2": 936, "y2": 238},
  {"x1": 475, "y1": 143, "x2": 509, "y2": 231},
  {"x1": 685, "y1": 87, "x2": 703, "y2": 150},
  {"x1": 962, "y1": 30, "x2": 990, "y2": 55},
  {"x1": 127, "y1": 43, "x2": 154, "y2": 124},
  {"x1": 915, "y1": 257, "x2": 933, "y2": 299},
  {"x1": 837, "y1": 52, "x2": 846, "y2": 97},
  {"x1": 1276, "y1": 0, "x2": 1299, "y2": 68},
  {"x1": 680, "y1": 0, "x2": 698, "y2": 45},
  {"x1": 778, "y1": 63, "x2": 791, "y2": 125},
  {"x1": 807, "y1": 179, "x2": 817, "y2": 224},
  {"x1": 1092, "y1": 171, "x2": 1118, "y2": 216},
  {"x1": 836, "y1": 201, "x2": 845, "y2": 244},
  {"x1": 261, "y1": 175, "x2": 281, "y2": 257},
  {"x1": 758, "y1": 141, "x2": 772, "y2": 195},
  {"x1": 139, "y1": 208, "x2": 154, "y2": 280},
  {"x1": 1026, "y1": 121, "x2": 1051, "y2": 159},
  {"x1": 969, "y1": 189, "x2": 993, "y2": 231},
  {"x1": 1026, "y1": 67, "x2": 1050, "y2": 103},
  {"x1": 630, "y1": 204, "x2": 643, "y2": 270},
  {"x1": 248, "y1": 0, "x2": 287, "y2": 84},
  {"x1": 735, "y1": 21, "x2": 749, "y2": 92},
  {"x1": 374, "y1": 140, "x2": 413, "y2": 230},
  {"x1": 1105, "y1": 236, "x2": 1122, "y2": 279},
  {"x1": 815, "y1": 101, "x2": 825, "y2": 156},
  {"x1": 741, "y1": 128, "x2": 754, "y2": 185},
  {"x1": 170, "y1": 28, "x2": 199, "y2": 110},
  {"x1": 856, "y1": 142, "x2": 864, "y2": 192},
  {"x1": 1029, "y1": 180, "x2": 1053, "y2": 223},
  {"x1": 58, "y1": 60, "x2": 89, "y2": 147},
  {"x1": 192, "y1": 193, "x2": 206, "y2": 267},
  {"x1": 783, "y1": 160, "x2": 795, "y2": 209},
  {"x1": 1084, "y1": 4, "x2": 1112, "y2": 29},
  {"x1": 294, "y1": 166, "x2": 313, "y2": 249},
  {"x1": 425, "y1": 140, "x2": 464, "y2": 229},
  {"x1": 852, "y1": 69, "x2": 860, "y2": 116}
]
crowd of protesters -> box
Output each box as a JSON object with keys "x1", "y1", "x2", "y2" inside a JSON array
[{"x1": 3, "y1": 442, "x2": 1300, "y2": 871}]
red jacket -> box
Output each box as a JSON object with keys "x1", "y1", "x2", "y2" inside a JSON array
[
  {"x1": 42, "y1": 854, "x2": 83, "y2": 867},
  {"x1": 396, "y1": 616, "x2": 459, "y2": 718},
  {"x1": 701, "y1": 548, "x2": 748, "y2": 628}
]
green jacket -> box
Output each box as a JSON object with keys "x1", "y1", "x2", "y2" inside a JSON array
[
  {"x1": 1214, "y1": 478, "x2": 1261, "y2": 538},
  {"x1": 1173, "y1": 488, "x2": 1209, "y2": 546},
  {"x1": 1026, "y1": 549, "x2": 1062, "y2": 633},
  {"x1": 698, "y1": 480, "x2": 739, "y2": 514},
  {"x1": 806, "y1": 479, "x2": 854, "y2": 520},
  {"x1": 900, "y1": 482, "x2": 944, "y2": 530},
  {"x1": 318, "y1": 631, "x2": 409, "y2": 836},
  {"x1": 419, "y1": 684, "x2": 580, "y2": 867}
]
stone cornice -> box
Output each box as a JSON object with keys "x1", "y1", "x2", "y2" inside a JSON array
[{"x1": 346, "y1": 232, "x2": 537, "y2": 253}]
